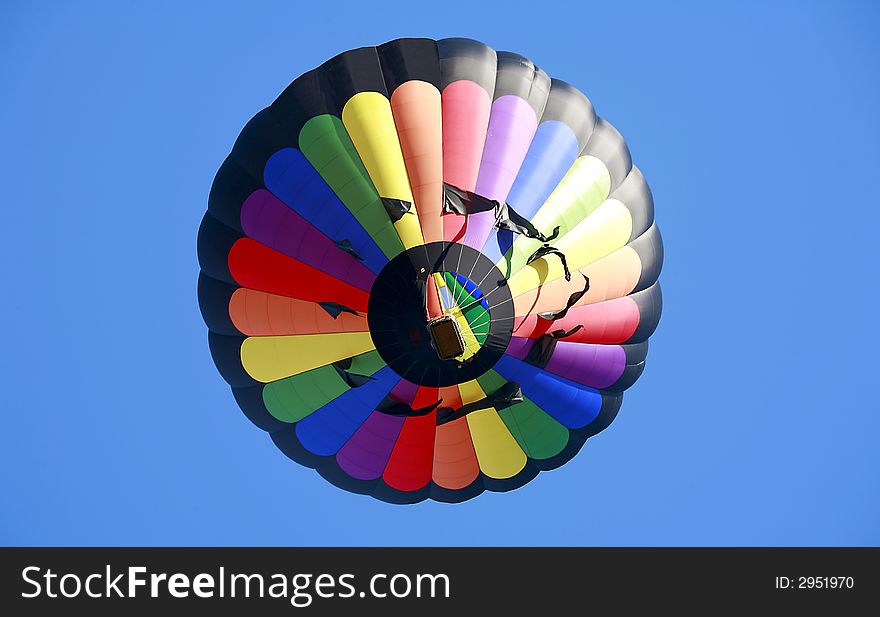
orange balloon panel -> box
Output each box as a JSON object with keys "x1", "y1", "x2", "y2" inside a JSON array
[
  {"x1": 229, "y1": 288, "x2": 368, "y2": 336},
  {"x1": 391, "y1": 81, "x2": 444, "y2": 244},
  {"x1": 512, "y1": 246, "x2": 643, "y2": 317}
]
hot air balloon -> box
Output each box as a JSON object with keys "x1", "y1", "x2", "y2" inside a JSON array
[{"x1": 198, "y1": 38, "x2": 662, "y2": 503}]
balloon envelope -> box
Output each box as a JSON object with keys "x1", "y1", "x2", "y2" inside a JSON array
[{"x1": 198, "y1": 37, "x2": 663, "y2": 503}]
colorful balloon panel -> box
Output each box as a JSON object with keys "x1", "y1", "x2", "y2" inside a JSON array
[
  {"x1": 262, "y1": 148, "x2": 390, "y2": 274},
  {"x1": 198, "y1": 38, "x2": 663, "y2": 503}
]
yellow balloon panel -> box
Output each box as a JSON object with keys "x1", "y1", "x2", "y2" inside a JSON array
[
  {"x1": 240, "y1": 332, "x2": 376, "y2": 383},
  {"x1": 507, "y1": 155, "x2": 612, "y2": 273},
  {"x1": 342, "y1": 92, "x2": 424, "y2": 249},
  {"x1": 459, "y1": 380, "x2": 527, "y2": 479},
  {"x1": 506, "y1": 198, "x2": 633, "y2": 297}
]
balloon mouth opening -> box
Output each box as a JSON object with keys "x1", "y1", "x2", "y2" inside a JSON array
[
  {"x1": 367, "y1": 241, "x2": 514, "y2": 388},
  {"x1": 428, "y1": 315, "x2": 466, "y2": 360}
]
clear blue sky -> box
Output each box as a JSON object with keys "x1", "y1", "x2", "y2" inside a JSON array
[{"x1": 2, "y1": 0, "x2": 878, "y2": 546}]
